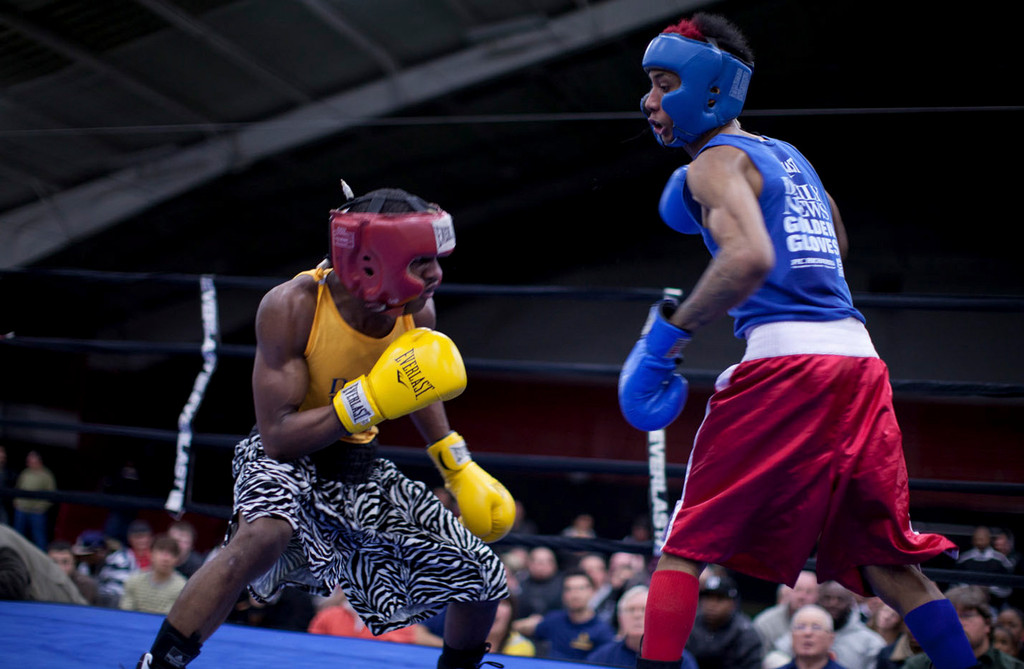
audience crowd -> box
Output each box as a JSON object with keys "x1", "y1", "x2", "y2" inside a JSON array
[{"x1": 1, "y1": 459, "x2": 1023, "y2": 669}]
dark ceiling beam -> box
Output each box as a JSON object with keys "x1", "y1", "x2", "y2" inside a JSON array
[
  {"x1": 0, "y1": 0, "x2": 710, "y2": 269},
  {"x1": 131, "y1": 0, "x2": 313, "y2": 105},
  {"x1": 297, "y1": 0, "x2": 401, "y2": 76},
  {"x1": 0, "y1": 7, "x2": 215, "y2": 126},
  {"x1": 439, "y1": 0, "x2": 480, "y2": 26}
]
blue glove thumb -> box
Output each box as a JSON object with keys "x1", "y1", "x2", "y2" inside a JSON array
[{"x1": 618, "y1": 301, "x2": 691, "y2": 431}]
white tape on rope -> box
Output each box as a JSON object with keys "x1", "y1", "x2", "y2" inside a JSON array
[{"x1": 166, "y1": 275, "x2": 220, "y2": 515}]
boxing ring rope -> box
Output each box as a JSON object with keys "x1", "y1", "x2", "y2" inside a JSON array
[
  {"x1": 2, "y1": 486, "x2": 1024, "y2": 593},
  {"x1": 2, "y1": 267, "x2": 1023, "y2": 595},
  {"x1": 5, "y1": 266, "x2": 1024, "y2": 310},
  {"x1": 4, "y1": 418, "x2": 1024, "y2": 592},
  {"x1": 6, "y1": 414, "x2": 1023, "y2": 494},
  {"x1": 3, "y1": 480, "x2": 1024, "y2": 593},
  {"x1": 4, "y1": 335, "x2": 1024, "y2": 397}
]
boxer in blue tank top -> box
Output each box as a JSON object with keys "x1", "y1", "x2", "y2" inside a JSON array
[{"x1": 617, "y1": 12, "x2": 981, "y2": 669}]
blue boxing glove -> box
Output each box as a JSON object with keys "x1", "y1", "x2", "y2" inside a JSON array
[
  {"x1": 659, "y1": 166, "x2": 703, "y2": 235},
  {"x1": 618, "y1": 300, "x2": 691, "y2": 431}
]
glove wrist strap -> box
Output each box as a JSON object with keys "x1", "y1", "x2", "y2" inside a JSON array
[
  {"x1": 646, "y1": 309, "x2": 691, "y2": 359},
  {"x1": 427, "y1": 431, "x2": 473, "y2": 477},
  {"x1": 332, "y1": 377, "x2": 382, "y2": 434}
]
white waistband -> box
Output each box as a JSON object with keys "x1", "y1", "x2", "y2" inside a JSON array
[{"x1": 742, "y1": 318, "x2": 879, "y2": 361}]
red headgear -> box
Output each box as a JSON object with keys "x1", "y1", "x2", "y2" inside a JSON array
[{"x1": 329, "y1": 194, "x2": 455, "y2": 310}]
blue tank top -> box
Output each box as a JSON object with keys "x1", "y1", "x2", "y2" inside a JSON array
[{"x1": 690, "y1": 134, "x2": 864, "y2": 337}]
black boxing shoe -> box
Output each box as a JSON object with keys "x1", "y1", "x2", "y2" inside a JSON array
[
  {"x1": 137, "y1": 620, "x2": 201, "y2": 669},
  {"x1": 436, "y1": 642, "x2": 504, "y2": 669},
  {"x1": 636, "y1": 658, "x2": 683, "y2": 669}
]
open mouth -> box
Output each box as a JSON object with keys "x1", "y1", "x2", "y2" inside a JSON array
[{"x1": 649, "y1": 119, "x2": 673, "y2": 140}]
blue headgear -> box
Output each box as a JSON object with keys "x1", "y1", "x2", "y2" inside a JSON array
[{"x1": 642, "y1": 33, "x2": 752, "y2": 146}]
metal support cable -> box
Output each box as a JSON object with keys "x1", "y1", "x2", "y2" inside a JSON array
[{"x1": 1, "y1": 106, "x2": 1022, "y2": 139}]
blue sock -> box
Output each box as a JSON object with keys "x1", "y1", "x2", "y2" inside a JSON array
[{"x1": 903, "y1": 599, "x2": 977, "y2": 669}]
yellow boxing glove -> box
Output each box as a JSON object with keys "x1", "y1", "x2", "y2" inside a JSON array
[
  {"x1": 428, "y1": 431, "x2": 515, "y2": 543},
  {"x1": 333, "y1": 328, "x2": 466, "y2": 434}
]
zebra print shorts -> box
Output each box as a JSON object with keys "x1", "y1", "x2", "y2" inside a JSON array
[{"x1": 230, "y1": 433, "x2": 509, "y2": 635}]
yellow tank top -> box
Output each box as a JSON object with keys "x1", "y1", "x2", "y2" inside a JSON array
[{"x1": 296, "y1": 266, "x2": 414, "y2": 444}]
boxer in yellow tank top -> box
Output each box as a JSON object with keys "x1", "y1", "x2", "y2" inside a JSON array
[
  {"x1": 137, "y1": 186, "x2": 514, "y2": 669},
  {"x1": 295, "y1": 264, "x2": 415, "y2": 446}
]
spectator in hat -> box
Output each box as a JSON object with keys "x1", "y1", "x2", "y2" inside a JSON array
[
  {"x1": 685, "y1": 569, "x2": 763, "y2": 668},
  {"x1": 72, "y1": 529, "x2": 112, "y2": 581},
  {"x1": 48, "y1": 539, "x2": 99, "y2": 605},
  {"x1": 97, "y1": 519, "x2": 153, "y2": 608}
]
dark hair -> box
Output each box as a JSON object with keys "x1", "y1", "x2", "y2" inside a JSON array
[
  {"x1": 663, "y1": 13, "x2": 754, "y2": 66},
  {"x1": 562, "y1": 567, "x2": 595, "y2": 589},
  {"x1": 945, "y1": 585, "x2": 994, "y2": 624},
  {"x1": 326, "y1": 187, "x2": 436, "y2": 266},
  {"x1": 152, "y1": 534, "x2": 181, "y2": 557},
  {"x1": 342, "y1": 188, "x2": 433, "y2": 214},
  {"x1": 47, "y1": 540, "x2": 73, "y2": 553},
  {"x1": 994, "y1": 528, "x2": 1015, "y2": 545},
  {"x1": 1000, "y1": 606, "x2": 1024, "y2": 624},
  {"x1": 127, "y1": 519, "x2": 152, "y2": 535}
]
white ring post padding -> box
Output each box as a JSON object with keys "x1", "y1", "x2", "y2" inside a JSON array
[
  {"x1": 166, "y1": 275, "x2": 220, "y2": 515},
  {"x1": 646, "y1": 286, "x2": 684, "y2": 556},
  {"x1": 647, "y1": 428, "x2": 669, "y2": 557}
]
